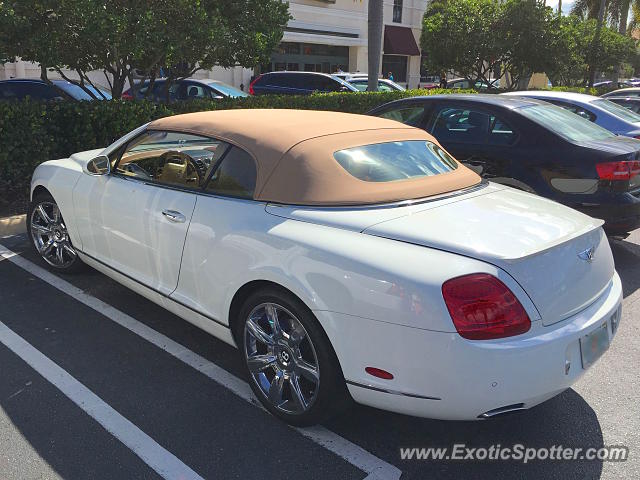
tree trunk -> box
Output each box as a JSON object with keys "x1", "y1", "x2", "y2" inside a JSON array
[
  {"x1": 588, "y1": 0, "x2": 608, "y2": 87},
  {"x1": 614, "y1": 0, "x2": 631, "y2": 83},
  {"x1": 558, "y1": 0, "x2": 562, "y2": 15},
  {"x1": 367, "y1": 0, "x2": 383, "y2": 92}
]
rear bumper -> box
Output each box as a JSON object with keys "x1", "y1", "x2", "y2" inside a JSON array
[
  {"x1": 574, "y1": 192, "x2": 640, "y2": 234},
  {"x1": 318, "y1": 272, "x2": 622, "y2": 420}
]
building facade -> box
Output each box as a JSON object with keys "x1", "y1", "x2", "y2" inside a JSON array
[{"x1": 0, "y1": 0, "x2": 430, "y2": 90}]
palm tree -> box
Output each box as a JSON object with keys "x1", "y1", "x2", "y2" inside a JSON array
[
  {"x1": 588, "y1": 0, "x2": 608, "y2": 86},
  {"x1": 367, "y1": 0, "x2": 383, "y2": 91}
]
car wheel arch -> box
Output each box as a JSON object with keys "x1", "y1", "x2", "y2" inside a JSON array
[
  {"x1": 227, "y1": 279, "x2": 350, "y2": 389},
  {"x1": 228, "y1": 279, "x2": 315, "y2": 345},
  {"x1": 31, "y1": 184, "x2": 51, "y2": 201}
]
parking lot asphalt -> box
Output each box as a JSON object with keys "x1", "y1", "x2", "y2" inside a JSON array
[{"x1": 1, "y1": 228, "x2": 639, "y2": 480}]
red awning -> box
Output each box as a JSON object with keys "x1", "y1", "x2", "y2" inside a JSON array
[{"x1": 383, "y1": 25, "x2": 420, "y2": 56}]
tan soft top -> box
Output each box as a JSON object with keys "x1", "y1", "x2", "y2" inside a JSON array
[{"x1": 149, "y1": 109, "x2": 480, "y2": 205}]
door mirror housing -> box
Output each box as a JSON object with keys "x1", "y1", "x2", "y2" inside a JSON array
[{"x1": 86, "y1": 155, "x2": 111, "y2": 176}]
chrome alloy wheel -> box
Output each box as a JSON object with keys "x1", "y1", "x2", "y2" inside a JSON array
[
  {"x1": 244, "y1": 303, "x2": 320, "y2": 415},
  {"x1": 29, "y1": 201, "x2": 77, "y2": 268}
]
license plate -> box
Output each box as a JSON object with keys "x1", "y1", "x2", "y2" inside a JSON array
[{"x1": 580, "y1": 322, "x2": 610, "y2": 369}]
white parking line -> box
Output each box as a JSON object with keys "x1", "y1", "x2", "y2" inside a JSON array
[
  {"x1": 0, "y1": 244, "x2": 403, "y2": 480},
  {"x1": 0, "y1": 321, "x2": 204, "y2": 480}
]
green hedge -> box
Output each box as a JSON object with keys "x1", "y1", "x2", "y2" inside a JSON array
[{"x1": 0, "y1": 88, "x2": 474, "y2": 210}]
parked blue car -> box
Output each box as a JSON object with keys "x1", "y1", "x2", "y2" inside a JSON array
[{"x1": 503, "y1": 91, "x2": 640, "y2": 138}]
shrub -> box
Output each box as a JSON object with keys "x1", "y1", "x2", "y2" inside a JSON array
[{"x1": 0, "y1": 88, "x2": 474, "y2": 210}]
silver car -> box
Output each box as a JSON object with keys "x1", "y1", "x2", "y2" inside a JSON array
[{"x1": 503, "y1": 91, "x2": 640, "y2": 138}]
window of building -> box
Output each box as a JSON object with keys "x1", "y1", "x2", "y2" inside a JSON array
[
  {"x1": 393, "y1": 0, "x2": 403, "y2": 23},
  {"x1": 382, "y1": 55, "x2": 408, "y2": 83}
]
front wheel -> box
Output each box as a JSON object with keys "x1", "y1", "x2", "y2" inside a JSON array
[
  {"x1": 27, "y1": 192, "x2": 84, "y2": 273},
  {"x1": 238, "y1": 288, "x2": 350, "y2": 426}
]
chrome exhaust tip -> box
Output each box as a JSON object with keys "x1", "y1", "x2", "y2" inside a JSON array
[{"x1": 478, "y1": 403, "x2": 526, "y2": 419}]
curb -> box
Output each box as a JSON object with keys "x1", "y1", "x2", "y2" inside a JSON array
[{"x1": 0, "y1": 214, "x2": 26, "y2": 237}]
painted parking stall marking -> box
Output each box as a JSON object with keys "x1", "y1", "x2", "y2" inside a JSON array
[
  {"x1": 0, "y1": 243, "x2": 402, "y2": 480},
  {"x1": 0, "y1": 321, "x2": 204, "y2": 480}
]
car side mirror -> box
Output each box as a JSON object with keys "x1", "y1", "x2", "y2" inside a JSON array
[{"x1": 86, "y1": 155, "x2": 111, "y2": 176}]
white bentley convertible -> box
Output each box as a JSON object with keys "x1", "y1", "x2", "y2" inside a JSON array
[{"x1": 29, "y1": 110, "x2": 622, "y2": 425}]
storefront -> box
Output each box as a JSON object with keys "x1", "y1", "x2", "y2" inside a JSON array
[
  {"x1": 382, "y1": 25, "x2": 420, "y2": 84},
  {"x1": 264, "y1": 42, "x2": 349, "y2": 74}
]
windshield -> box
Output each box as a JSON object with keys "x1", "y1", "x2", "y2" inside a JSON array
[
  {"x1": 208, "y1": 82, "x2": 248, "y2": 98},
  {"x1": 592, "y1": 98, "x2": 640, "y2": 123},
  {"x1": 334, "y1": 140, "x2": 458, "y2": 182},
  {"x1": 519, "y1": 104, "x2": 615, "y2": 142}
]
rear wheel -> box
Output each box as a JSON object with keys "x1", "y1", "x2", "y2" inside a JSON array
[
  {"x1": 237, "y1": 288, "x2": 350, "y2": 426},
  {"x1": 27, "y1": 192, "x2": 84, "y2": 273}
]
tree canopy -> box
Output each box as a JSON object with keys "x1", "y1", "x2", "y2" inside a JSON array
[
  {"x1": 0, "y1": 0, "x2": 290, "y2": 98},
  {"x1": 420, "y1": 0, "x2": 638, "y2": 88}
]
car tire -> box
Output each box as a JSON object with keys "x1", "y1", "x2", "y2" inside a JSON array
[
  {"x1": 27, "y1": 192, "x2": 84, "y2": 273},
  {"x1": 237, "y1": 287, "x2": 351, "y2": 426}
]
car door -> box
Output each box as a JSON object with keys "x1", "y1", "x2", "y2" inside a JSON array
[
  {"x1": 425, "y1": 103, "x2": 514, "y2": 179},
  {"x1": 171, "y1": 145, "x2": 263, "y2": 322},
  {"x1": 73, "y1": 130, "x2": 229, "y2": 295}
]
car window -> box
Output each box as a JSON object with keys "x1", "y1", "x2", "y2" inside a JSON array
[
  {"x1": 55, "y1": 82, "x2": 110, "y2": 100},
  {"x1": 173, "y1": 82, "x2": 208, "y2": 100},
  {"x1": 115, "y1": 131, "x2": 228, "y2": 190},
  {"x1": 207, "y1": 83, "x2": 248, "y2": 98},
  {"x1": 266, "y1": 73, "x2": 301, "y2": 88},
  {"x1": 450, "y1": 80, "x2": 470, "y2": 89},
  {"x1": 333, "y1": 140, "x2": 457, "y2": 182},
  {"x1": 350, "y1": 80, "x2": 392, "y2": 92},
  {"x1": 306, "y1": 75, "x2": 335, "y2": 92},
  {"x1": 430, "y1": 107, "x2": 492, "y2": 144},
  {"x1": 488, "y1": 115, "x2": 516, "y2": 145},
  {"x1": 0, "y1": 82, "x2": 64, "y2": 101},
  {"x1": 616, "y1": 100, "x2": 640, "y2": 114},
  {"x1": 350, "y1": 81, "x2": 368, "y2": 91},
  {"x1": 377, "y1": 106, "x2": 426, "y2": 127},
  {"x1": 546, "y1": 100, "x2": 596, "y2": 122},
  {"x1": 147, "y1": 81, "x2": 179, "y2": 100},
  {"x1": 592, "y1": 98, "x2": 640, "y2": 123},
  {"x1": 205, "y1": 146, "x2": 257, "y2": 199},
  {"x1": 519, "y1": 104, "x2": 615, "y2": 142}
]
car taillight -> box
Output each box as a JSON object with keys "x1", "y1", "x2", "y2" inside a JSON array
[
  {"x1": 596, "y1": 160, "x2": 640, "y2": 180},
  {"x1": 249, "y1": 74, "x2": 262, "y2": 95},
  {"x1": 121, "y1": 92, "x2": 133, "y2": 100},
  {"x1": 442, "y1": 274, "x2": 531, "y2": 340}
]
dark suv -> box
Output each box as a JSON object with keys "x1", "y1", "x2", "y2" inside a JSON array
[
  {"x1": 249, "y1": 72, "x2": 358, "y2": 95},
  {"x1": 0, "y1": 79, "x2": 110, "y2": 101}
]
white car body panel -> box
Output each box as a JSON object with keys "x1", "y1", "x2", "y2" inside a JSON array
[
  {"x1": 173, "y1": 191, "x2": 540, "y2": 333},
  {"x1": 73, "y1": 174, "x2": 196, "y2": 295},
  {"x1": 30, "y1": 140, "x2": 622, "y2": 420}
]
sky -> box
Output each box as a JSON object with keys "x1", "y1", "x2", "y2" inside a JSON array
[{"x1": 546, "y1": 1, "x2": 575, "y2": 16}]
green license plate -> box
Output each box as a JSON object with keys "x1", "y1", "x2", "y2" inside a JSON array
[{"x1": 580, "y1": 322, "x2": 610, "y2": 369}]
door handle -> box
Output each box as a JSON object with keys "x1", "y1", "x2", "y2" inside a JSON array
[{"x1": 161, "y1": 210, "x2": 186, "y2": 223}]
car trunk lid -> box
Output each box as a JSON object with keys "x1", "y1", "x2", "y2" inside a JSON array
[{"x1": 363, "y1": 188, "x2": 614, "y2": 326}]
